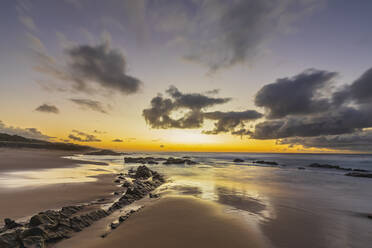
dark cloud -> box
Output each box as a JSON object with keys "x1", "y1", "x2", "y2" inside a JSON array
[
  {"x1": 252, "y1": 105, "x2": 372, "y2": 139},
  {"x1": 251, "y1": 66, "x2": 372, "y2": 152},
  {"x1": 203, "y1": 110, "x2": 263, "y2": 135},
  {"x1": 279, "y1": 131, "x2": 372, "y2": 152},
  {"x1": 143, "y1": 86, "x2": 231, "y2": 129},
  {"x1": 333, "y1": 67, "x2": 372, "y2": 105},
  {"x1": 0, "y1": 120, "x2": 51, "y2": 140},
  {"x1": 143, "y1": 86, "x2": 262, "y2": 135},
  {"x1": 68, "y1": 130, "x2": 101, "y2": 142},
  {"x1": 66, "y1": 43, "x2": 142, "y2": 94},
  {"x1": 30, "y1": 37, "x2": 142, "y2": 96},
  {"x1": 70, "y1": 98, "x2": 109, "y2": 114},
  {"x1": 112, "y1": 138, "x2": 123, "y2": 142},
  {"x1": 35, "y1": 104, "x2": 59, "y2": 114},
  {"x1": 166, "y1": 86, "x2": 231, "y2": 110},
  {"x1": 255, "y1": 69, "x2": 337, "y2": 119}
]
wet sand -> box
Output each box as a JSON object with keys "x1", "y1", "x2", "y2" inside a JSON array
[
  {"x1": 56, "y1": 196, "x2": 269, "y2": 248},
  {"x1": 0, "y1": 148, "x2": 104, "y2": 172},
  {"x1": 0, "y1": 148, "x2": 117, "y2": 221}
]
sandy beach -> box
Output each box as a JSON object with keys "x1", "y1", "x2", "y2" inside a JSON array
[
  {"x1": 0, "y1": 150, "x2": 371, "y2": 248},
  {"x1": 0, "y1": 148, "x2": 117, "y2": 220},
  {"x1": 56, "y1": 196, "x2": 268, "y2": 248}
]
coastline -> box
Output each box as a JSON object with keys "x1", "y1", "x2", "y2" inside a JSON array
[{"x1": 56, "y1": 196, "x2": 268, "y2": 248}]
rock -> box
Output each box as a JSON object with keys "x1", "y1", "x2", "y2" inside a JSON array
[
  {"x1": 22, "y1": 235, "x2": 45, "y2": 248},
  {"x1": 297, "y1": 167, "x2": 306, "y2": 170},
  {"x1": 308, "y1": 163, "x2": 350, "y2": 170},
  {"x1": 233, "y1": 158, "x2": 244, "y2": 163},
  {"x1": 4, "y1": 218, "x2": 22, "y2": 229},
  {"x1": 149, "y1": 193, "x2": 160, "y2": 198},
  {"x1": 85, "y1": 150, "x2": 122, "y2": 156},
  {"x1": 253, "y1": 160, "x2": 278, "y2": 165},
  {"x1": 353, "y1": 169, "x2": 369, "y2": 172},
  {"x1": 29, "y1": 213, "x2": 56, "y2": 227},
  {"x1": 135, "y1": 165, "x2": 152, "y2": 179},
  {"x1": 345, "y1": 172, "x2": 372, "y2": 178},
  {"x1": 368, "y1": 214, "x2": 372, "y2": 219},
  {"x1": 122, "y1": 180, "x2": 132, "y2": 187},
  {"x1": 110, "y1": 222, "x2": 119, "y2": 229},
  {"x1": 114, "y1": 179, "x2": 121, "y2": 183},
  {"x1": 118, "y1": 215, "x2": 128, "y2": 222},
  {"x1": 163, "y1": 157, "x2": 197, "y2": 165}
]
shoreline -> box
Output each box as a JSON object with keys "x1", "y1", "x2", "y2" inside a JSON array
[{"x1": 0, "y1": 165, "x2": 166, "y2": 247}]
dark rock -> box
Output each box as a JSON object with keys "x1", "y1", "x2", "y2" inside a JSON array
[
  {"x1": 85, "y1": 150, "x2": 122, "y2": 156},
  {"x1": 368, "y1": 214, "x2": 372, "y2": 219},
  {"x1": 29, "y1": 213, "x2": 56, "y2": 227},
  {"x1": 353, "y1": 169, "x2": 369, "y2": 172},
  {"x1": 22, "y1": 235, "x2": 45, "y2": 248},
  {"x1": 309, "y1": 163, "x2": 344, "y2": 170},
  {"x1": 345, "y1": 172, "x2": 372, "y2": 178},
  {"x1": 163, "y1": 157, "x2": 197, "y2": 165},
  {"x1": 233, "y1": 158, "x2": 244, "y2": 163},
  {"x1": 4, "y1": 218, "x2": 22, "y2": 229},
  {"x1": 253, "y1": 160, "x2": 278, "y2": 165},
  {"x1": 149, "y1": 193, "x2": 160, "y2": 198},
  {"x1": 114, "y1": 179, "x2": 121, "y2": 183},
  {"x1": 110, "y1": 222, "x2": 119, "y2": 229},
  {"x1": 135, "y1": 165, "x2": 152, "y2": 179},
  {"x1": 297, "y1": 167, "x2": 306, "y2": 170},
  {"x1": 122, "y1": 181, "x2": 132, "y2": 187},
  {"x1": 118, "y1": 215, "x2": 128, "y2": 222}
]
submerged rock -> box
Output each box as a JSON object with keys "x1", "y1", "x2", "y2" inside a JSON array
[
  {"x1": 233, "y1": 158, "x2": 244, "y2": 163},
  {"x1": 85, "y1": 149, "x2": 123, "y2": 156},
  {"x1": 345, "y1": 172, "x2": 372, "y2": 178},
  {"x1": 253, "y1": 160, "x2": 278, "y2": 166},
  {"x1": 163, "y1": 157, "x2": 197, "y2": 165}
]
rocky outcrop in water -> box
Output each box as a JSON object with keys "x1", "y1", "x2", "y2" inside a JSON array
[
  {"x1": 124, "y1": 156, "x2": 197, "y2": 165},
  {"x1": 233, "y1": 158, "x2": 244, "y2": 163},
  {"x1": 163, "y1": 157, "x2": 197, "y2": 165},
  {"x1": 85, "y1": 150, "x2": 124, "y2": 156},
  {"x1": 0, "y1": 166, "x2": 165, "y2": 248},
  {"x1": 345, "y1": 172, "x2": 372, "y2": 178},
  {"x1": 253, "y1": 161, "x2": 278, "y2": 166},
  {"x1": 124, "y1": 157, "x2": 163, "y2": 164},
  {"x1": 309, "y1": 163, "x2": 369, "y2": 172}
]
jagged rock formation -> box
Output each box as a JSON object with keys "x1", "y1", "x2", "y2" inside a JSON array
[{"x1": 0, "y1": 166, "x2": 165, "y2": 248}]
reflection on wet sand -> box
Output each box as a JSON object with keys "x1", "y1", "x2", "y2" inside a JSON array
[{"x1": 1, "y1": 152, "x2": 372, "y2": 248}]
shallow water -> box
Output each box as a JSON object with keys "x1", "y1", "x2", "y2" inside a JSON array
[{"x1": 1, "y1": 152, "x2": 372, "y2": 247}]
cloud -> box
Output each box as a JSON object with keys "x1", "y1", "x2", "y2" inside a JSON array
[
  {"x1": 19, "y1": 16, "x2": 37, "y2": 31},
  {"x1": 177, "y1": 0, "x2": 323, "y2": 71},
  {"x1": 333, "y1": 67, "x2": 372, "y2": 105},
  {"x1": 70, "y1": 98, "x2": 109, "y2": 114},
  {"x1": 66, "y1": 43, "x2": 142, "y2": 94},
  {"x1": 0, "y1": 120, "x2": 51, "y2": 140},
  {"x1": 255, "y1": 69, "x2": 337, "y2": 118},
  {"x1": 251, "y1": 105, "x2": 372, "y2": 139},
  {"x1": 68, "y1": 130, "x2": 101, "y2": 142},
  {"x1": 143, "y1": 86, "x2": 262, "y2": 135},
  {"x1": 203, "y1": 110, "x2": 263, "y2": 135},
  {"x1": 143, "y1": 86, "x2": 231, "y2": 129},
  {"x1": 279, "y1": 131, "x2": 372, "y2": 152},
  {"x1": 112, "y1": 138, "x2": 123, "y2": 142},
  {"x1": 251, "y1": 66, "x2": 372, "y2": 152},
  {"x1": 29, "y1": 37, "x2": 142, "y2": 96},
  {"x1": 35, "y1": 104, "x2": 59, "y2": 114}
]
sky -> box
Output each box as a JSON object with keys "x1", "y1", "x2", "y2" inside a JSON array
[{"x1": 0, "y1": 0, "x2": 372, "y2": 153}]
